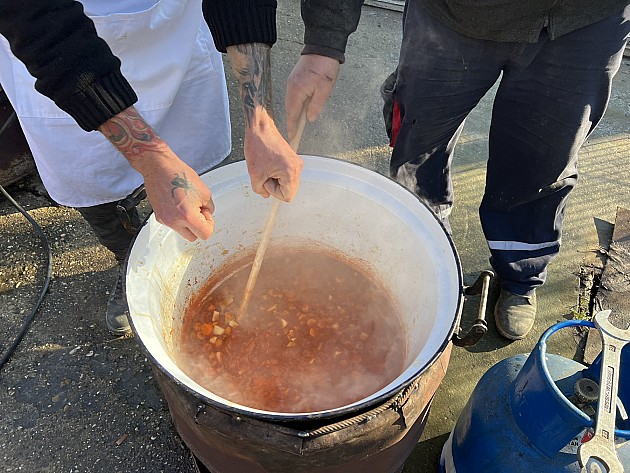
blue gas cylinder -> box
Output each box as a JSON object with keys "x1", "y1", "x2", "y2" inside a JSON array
[{"x1": 440, "y1": 320, "x2": 630, "y2": 472}]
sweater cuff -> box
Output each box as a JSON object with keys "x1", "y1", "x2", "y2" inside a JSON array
[
  {"x1": 303, "y1": 25, "x2": 351, "y2": 65},
  {"x1": 57, "y1": 70, "x2": 138, "y2": 132},
  {"x1": 301, "y1": 45, "x2": 345, "y2": 64},
  {"x1": 205, "y1": 4, "x2": 277, "y2": 52}
]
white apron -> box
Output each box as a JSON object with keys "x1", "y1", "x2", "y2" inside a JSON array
[{"x1": 0, "y1": 0, "x2": 231, "y2": 207}]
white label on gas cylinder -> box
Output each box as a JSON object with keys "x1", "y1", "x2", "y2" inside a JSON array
[
  {"x1": 560, "y1": 429, "x2": 593, "y2": 454},
  {"x1": 560, "y1": 428, "x2": 628, "y2": 454}
]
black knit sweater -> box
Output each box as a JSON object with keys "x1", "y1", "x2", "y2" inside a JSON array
[{"x1": 0, "y1": 0, "x2": 277, "y2": 131}]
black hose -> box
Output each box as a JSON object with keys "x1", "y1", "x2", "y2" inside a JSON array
[{"x1": 0, "y1": 113, "x2": 52, "y2": 370}]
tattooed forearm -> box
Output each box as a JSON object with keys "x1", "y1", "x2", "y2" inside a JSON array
[
  {"x1": 98, "y1": 107, "x2": 168, "y2": 161},
  {"x1": 228, "y1": 43, "x2": 273, "y2": 127}
]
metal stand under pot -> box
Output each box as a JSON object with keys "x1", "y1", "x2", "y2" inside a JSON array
[{"x1": 154, "y1": 345, "x2": 450, "y2": 473}]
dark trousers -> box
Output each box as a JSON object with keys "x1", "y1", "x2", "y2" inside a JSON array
[
  {"x1": 389, "y1": 3, "x2": 630, "y2": 295},
  {"x1": 76, "y1": 201, "x2": 141, "y2": 262}
]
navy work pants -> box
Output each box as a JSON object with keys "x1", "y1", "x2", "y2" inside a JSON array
[{"x1": 389, "y1": 3, "x2": 630, "y2": 295}]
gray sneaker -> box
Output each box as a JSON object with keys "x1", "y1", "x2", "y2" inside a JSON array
[
  {"x1": 106, "y1": 264, "x2": 132, "y2": 335},
  {"x1": 494, "y1": 289, "x2": 536, "y2": 340}
]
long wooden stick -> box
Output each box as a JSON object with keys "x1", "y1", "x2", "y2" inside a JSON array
[{"x1": 238, "y1": 107, "x2": 308, "y2": 319}]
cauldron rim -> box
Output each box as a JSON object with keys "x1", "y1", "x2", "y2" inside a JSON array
[{"x1": 126, "y1": 155, "x2": 465, "y2": 422}]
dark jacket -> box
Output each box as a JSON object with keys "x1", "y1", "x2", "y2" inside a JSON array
[
  {"x1": 0, "y1": 0, "x2": 277, "y2": 132},
  {"x1": 301, "y1": 0, "x2": 630, "y2": 62},
  {"x1": 420, "y1": 0, "x2": 630, "y2": 43}
]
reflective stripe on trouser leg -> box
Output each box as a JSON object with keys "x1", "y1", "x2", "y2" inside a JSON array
[{"x1": 480, "y1": 8, "x2": 630, "y2": 295}]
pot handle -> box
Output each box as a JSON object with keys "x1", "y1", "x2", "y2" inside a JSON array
[{"x1": 452, "y1": 270, "x2": 494, "y2": 347}]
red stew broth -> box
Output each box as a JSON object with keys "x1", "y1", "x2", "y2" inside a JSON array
[{"x1": 177, "y1": 246, "x2": 406, "y2": 413}]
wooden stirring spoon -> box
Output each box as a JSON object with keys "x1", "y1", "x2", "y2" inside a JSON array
[{"x1": 237, "y1": 107, "x2": 308, "y2": 320}]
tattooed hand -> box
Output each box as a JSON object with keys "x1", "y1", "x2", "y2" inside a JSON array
[
  {"x1": 227, "y1": 43, "x2": 303, "y2": 202},
  {"x1": 99, "y1": 106, "x2": 215, "y2": 242},
  {"x1": 170, "y1": 173, "x2": 196, "y2": 197},
  {"x1": 286, "y1": 55, "x2": 340, "y2": 143}
]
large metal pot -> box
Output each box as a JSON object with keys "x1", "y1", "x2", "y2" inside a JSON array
[{"x1": 127, "y1": 155, "x2": 464, "y2": 421}]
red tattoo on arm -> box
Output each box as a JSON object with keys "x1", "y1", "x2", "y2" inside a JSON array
[{"x1": 98, "y1": 107, "x2": 168, "y2": 161}]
